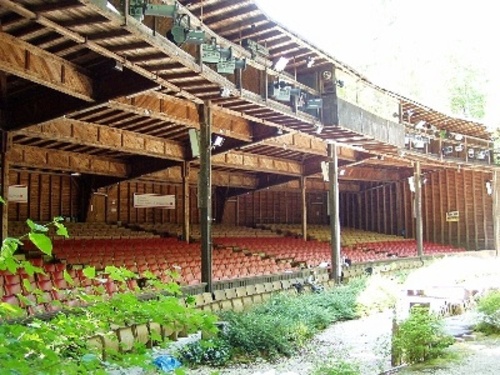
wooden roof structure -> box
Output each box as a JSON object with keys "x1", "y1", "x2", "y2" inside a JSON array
[{"x1": 0, "y1": 0, "x2": 495, "y2": 194}]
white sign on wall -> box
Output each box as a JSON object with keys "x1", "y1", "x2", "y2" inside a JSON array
[
  {"x1": 133, "y1": 193, "x2": 175, "y2": 209},
  {"x1": 8, "y1": 185, "x2": 28, "y2": 203}
]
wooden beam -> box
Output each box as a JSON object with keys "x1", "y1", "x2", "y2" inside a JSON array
[
  {"x1": 339, "y1": 166, "x2": 402, "y2": 182},
  {"x1": 16, "y1": 118, "x2": 186, "y2": 161},
  {"x1": 0, "y1": 0, "x2": 199, "y2": 103},
  {"x1": 0, "y1": 31, "x2": 93, "y2": 101},
  {"x1": 211, "y1": 151, "x2": 302, "y2": 176},
  {"x1": 10, "y1": 144, "x2": 128, "y2": 177}
]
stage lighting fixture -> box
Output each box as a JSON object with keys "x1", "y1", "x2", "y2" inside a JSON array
[
  {"x1": 128, "y1": 0, "x2": 177, "y2": 22},
  {"x1": 306, "y1": 56, "x2": 315, "y2": 68},
  {"x1": 242, "y1": 38, "x2": 269, "y2": 58},
  {"x1": 216, "y1": 58, "x2": 246, "y2": 75},
  {"x1": 168, "y1": 14, "x2": 205, "y2": 45},
  {"x1": 202, "y1": 39, "x2": 232, "y2": 63},
  {"x1": 212, "y1": 135, "x2": 225, "y2": 148},
  {"x1": 442, "y1": 146, "x2": 453, "y2": 155}
]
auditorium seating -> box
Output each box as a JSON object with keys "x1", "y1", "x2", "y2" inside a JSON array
[
  {"x1": 9, "y1": 221, "x2": 159, "y2": 243},
  {"x1": 1, "y1": 222, "x2": 465, "y2": 317},
  {"x1": 131, "y1": 223, "x2": 282, "y2": 239}
]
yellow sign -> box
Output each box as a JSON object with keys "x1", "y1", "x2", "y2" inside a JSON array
[{"x1": 446, "y1": 211, "x2": 459, "y2": 222}]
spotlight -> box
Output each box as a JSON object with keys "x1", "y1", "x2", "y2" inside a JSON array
[
  {"x1": 468, "y1": 148, "x2": 475, "y2": 159},
  {"x1": 306, "y1": 56, "x2": 315, "y2": 68},
  {"x1": 454, "y1": 144, "x2": 464, "y2": 152},
  {"x1": 442, "y1": 146, "x2": 453, "y2": 155},
  {"x1": 269, "y1": 81, "x2": 301, "y2": 101},
  {"x1": 242, "y1": 38, "x2": 269, "y2": 58},
  {"x1": 303, "y1": 98, "x2": 322, "y2": 110},
  {"x1": 167, "y1": 14, "x2": 205, "y2": 46},
  {"x1": 216, "y1": 58, "x2": 246, "y2": 75},
  {"x1": 212, "y1": 135, "x2": 225, "y2": 148},
  {"x1": 276, "y1": 127, "x2": 283, "y2": 135},
  {"x1": 415, "y1": 120, "x2": 426, "y2": 130},
  {"x1": 128, "y1": 0, "x2": 177, "y2": 22},
  {"x1": 274, "y1": 56, "x2": 289, "y2": 72},
  {"x1": 220, "y1": 87, "x2": 231, "y2": 98},
  {"x1": 476, "y1": 150, "x2": 487, "y2": 160},
  {"x1": 113, "y1": 60, "x2": 123, "y2": 72},
  {"x1": 202, "y1": 39, "x2": 232, "y2": 63}
]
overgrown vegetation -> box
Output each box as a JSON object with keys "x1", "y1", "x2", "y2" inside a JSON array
[
  {"x1": 206, "y1": 278, "x2": 367, "y2": 363},
  {"x1": 311, "y1": 359, "x2": 361, "y2": 375},
  {"x1": 475, "y1": 289, "x2": 500, "y2": 335},
  {"x1": 0, "y1": 207, "x2": 219, "y2": 374},
  {"x1": 393, "y1": 306, "x2": 454, "y2": 365}
]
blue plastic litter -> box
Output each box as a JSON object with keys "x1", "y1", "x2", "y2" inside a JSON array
[{"x1": 153, "y1": 354, "x2": 182, "y2": 373}]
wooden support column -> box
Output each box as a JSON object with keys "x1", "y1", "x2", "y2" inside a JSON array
[
  {"x1": 198, "y1": 102, "x2": 213, "y2": 292},
  {"x1": 300, "y1": 176, "x2": 307, "y2": 241},
  {"x1": 493, "y1": 169, "x2": 500, "y2": 256},
  {"x1": 182, "y1": 161, "x2": 191, "y2": 243},
  {"x1": 0, "y1": 131, "x2": 9, "y2": 240},
  {"x1": 0, "y1": 73, "x2": 9, "y2": 240},
  {"x1": 414, "y1": 161, "x2": 424, "y2": 256},
  {"x1": 328, "y1": 143, "x2": 342, "y2": 283}
]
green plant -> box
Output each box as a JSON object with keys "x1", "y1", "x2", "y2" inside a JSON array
[
  {"x1": 178, "y1": 338, "x2": 232, "y2": 367},
  {"x1": 217, "y1": 278, "x2": 366, "y2": 362},
  {"x1": 0, "y1": 201, "x2": 219, "y2": 374},
  {"x1": 393, "y1": 306, "x2": 454, "y2": 364},
  {"x1": 312, "y1": 359, "x2": 361, "y2": 375},
  {"x1": 475, "y1": 289, "x2": 500, "y2": 334}
]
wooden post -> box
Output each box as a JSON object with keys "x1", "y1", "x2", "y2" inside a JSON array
[
  {"x1": 300, "y1": 176, "x2": 307, "y2": 241},
  {"x1": 198, "y1": 102, "x2": 213, "y2": 292},
  {"x1": 0, "y1": 73, "x2": 9, "y2": 240},
  {"x1": 182, "y1": 161, "x2": 191, "y2": 243},
  {"x1": 0, "y1": 131, "x2": 9, "y2": 241},
  {"x1": 328, "y1": 143, "x2": 342, "y2": 283},
  {"x1": 415, "y1": 161, "x2": 424, "y2": 256},
  {"x1": 493, "y1": 170, "x2": 500, "y2": 256}
]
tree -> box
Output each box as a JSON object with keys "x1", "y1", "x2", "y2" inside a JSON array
[{"x1": 448, "y1": 63, "x2": 486, "y2": 120}]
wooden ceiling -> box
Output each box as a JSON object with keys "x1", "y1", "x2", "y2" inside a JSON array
[{"x1": 0, "y1": 0, "x2": 494, "y2": 194}]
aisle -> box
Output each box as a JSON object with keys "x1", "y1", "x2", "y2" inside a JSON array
[{"x1": 188, "y1": 311, "x2": 393, "y2": 375}]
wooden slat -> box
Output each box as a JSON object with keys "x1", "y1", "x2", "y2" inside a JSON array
[{"x1": 0, "y1": 31, "x2": 93, "y2": 100}]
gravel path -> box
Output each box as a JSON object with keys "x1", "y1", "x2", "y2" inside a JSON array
[
  {"x1": 186, "y1": 310, "x2": 500, "y2": 375},
  {"x1": 187, "y1": 311, "x2": 393, "y2": 375}
]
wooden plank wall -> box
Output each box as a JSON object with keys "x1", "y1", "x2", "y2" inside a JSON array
[
  {"x1": 6, "y1": 169, "x2": 495, "y2": 250},
  {"x1": 352, "y1": 170, "x2": 494, "y2": 250},
  {"x1": 105, "y1": 182, "x2": 199, "y2": 225},
  {"x1": 236, "y1": 190, "x2": 318, "y2": 226},
  {"x1": 7, "y1": 170, "x2": 79, "y2": 222},
  {"x1": 354, "y1": 183, "x2": 400, "y2": 236}
]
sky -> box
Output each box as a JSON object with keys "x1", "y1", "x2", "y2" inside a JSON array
[{"x1": 254, "y1": 0, "x2": 500, "y2": 127}]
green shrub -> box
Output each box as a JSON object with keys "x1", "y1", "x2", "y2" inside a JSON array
[
  {"x1": 217, "y1": 278, "x2": 366, "y2": 362},
  {"x1": 312, "y1": 359, "x2": 361, "y2": 375},
  {"x1": 393, "y1": 306, "x2": 454, "y2": 364},
  {"x1": 476, "y1": 289, "x2": 500, "y2": 334},
  {"x1": 178, "y1": 338, "x2": 232, "y2": 367}
]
